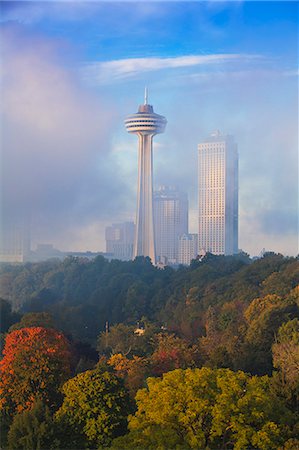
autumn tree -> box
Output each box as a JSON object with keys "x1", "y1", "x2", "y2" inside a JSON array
[
  {"x1": 112, "y1": 367, "x2": 290, "y2": 450},
  {"x1": 108, "y1": 353, "x2": 149, "y2": 397},
  {"x1": 55, "y1": 368, "x2": 131, "y2": 448},
  {"x1": 199, "y1": 302, "x2": 246, "y2": 370},
  {"x1": 150, "y1": 333, "x2": 200, "y2": 376},
  {"x1": 270, "y1": 318, "x2": 299, "y2": 441},
  {"x1": 272, "y1": 318, "x2": 299, "y2": 388},
  {"x1": 7, "y1": 399, "x2": 59, "y2": 450},
  {"x1": 0, "y1": 327, "x2": 71, "y2": 417},
  {"x1": 243, "y1": 294, "x2": 299, "y2": 374}
]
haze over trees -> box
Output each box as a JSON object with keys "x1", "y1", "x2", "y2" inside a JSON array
[{"x1": 0, "y1": 253, "x2": 298, "y2": 448}]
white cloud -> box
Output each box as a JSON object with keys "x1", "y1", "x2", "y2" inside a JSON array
[{"x1": 82, "y1": 53, "x2": 262, "y2": 84}]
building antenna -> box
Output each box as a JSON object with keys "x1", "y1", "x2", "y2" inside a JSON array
[{"x1": 144, "y1": 86, "x2": 148, "y2": 105}]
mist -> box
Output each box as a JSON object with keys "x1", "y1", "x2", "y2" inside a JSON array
[
  {"x1": 1, "y1": 2, "x2": 297, "y2": 256},
  {"x1": 1, "y1": 26, "x2": 136, "y2": 251}
]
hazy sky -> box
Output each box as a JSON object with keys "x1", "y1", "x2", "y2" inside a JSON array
[{"x1": 1, "y1": 1, "x2": 298, "y2": 256}]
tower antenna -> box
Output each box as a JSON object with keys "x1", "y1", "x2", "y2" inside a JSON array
[{"x1": 144, "y1": 86, "x2": 148, "y2": 105}]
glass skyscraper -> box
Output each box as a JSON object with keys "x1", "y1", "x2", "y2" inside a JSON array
[
  {"x1": 198, "y1": 131, "x2": 238, "y2": 255},
  {"x1": 154, "y1": 185, "x2": 188, "y2": 264}
]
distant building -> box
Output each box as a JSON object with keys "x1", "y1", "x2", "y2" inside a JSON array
[
  {"x1": 29, "y1": 244, "x2": 64, "y2": 262},
  {"x1": 0, "y1": 224, "x2": 30, "y2": 263},
  {"x1": 29, "y1": 245, "x2": 106, "y2": 262},
  {"x1": 178, "y1": 234, "x2": 198, "y2": 265},
  {"x1": 105, "y1": 222, "x2": 135, "y2": 261},
  {"x1": 154, "y1": 186, "x2": 188, "y2": 264},
  {"x1": 198, "y1": 131, "x2": 238, "y2": 255}
]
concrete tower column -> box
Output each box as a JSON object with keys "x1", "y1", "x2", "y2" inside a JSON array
[{"x1": 135, "y1": 133, "x2": 155, "y2": 260}]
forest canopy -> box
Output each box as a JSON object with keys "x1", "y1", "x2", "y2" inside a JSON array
[{"x1": 0, "y1": 253, "x2": 298, "y2": 449}]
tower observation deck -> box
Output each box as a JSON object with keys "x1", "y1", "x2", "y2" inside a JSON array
[{"x1": 125, "y1": 89, "x2": 167, "y2": 263}]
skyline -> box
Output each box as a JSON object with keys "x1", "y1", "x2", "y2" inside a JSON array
[{"x1": 1, "y1": 1, "x2": 298, "y2": 257}]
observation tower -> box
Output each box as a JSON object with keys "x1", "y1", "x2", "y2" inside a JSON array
[{"x1": 125, "y1": 89, "x2": 167, "y2": 263}]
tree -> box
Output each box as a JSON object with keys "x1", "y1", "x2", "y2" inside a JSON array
[
  {"x1": 97, "y1": 322, "x2": 159, "y2": 358},
  {"x1": 0, "y1": 298, "x2": 20, "y2": 333},
  {"x1": 55, "y1": 368, "x2": 131, "y2": 448},
  {"x1": 108, "y1": 353, "x2": 149, "y2": 398},
  {"x1": 8, "y1": 312, "x2": 55, "y2": 332},
  {"x1": 243, "y1": 294, "x2": 299, "y2": 375},
  {"x1": 199, "y1": 302, "x2": 246, "y2": 370},
  {"x1": 0, "y1": 327, "x2": 71, "y2": 416},
  {"x1": 271, "y1": 318, "x2": 299, "y2": 437},
  {"x1": 112, "y1": 367, "x2": 289, "y2": 450},
  {"x1": 272, "y1": 318, "x2": 299, "y2": 388},
  {"x1": 7, "y1": 399, "x2": 59, "y2": 450},
  {"x1": 97, "y1": 323, "x2": 139, "y2": 356},
  {"x1": 150, "y1": 333, "x2": 200, "y2": 376}
]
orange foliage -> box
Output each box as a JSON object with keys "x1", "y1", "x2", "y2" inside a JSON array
[
  {"x1": 108, "y1": 353, "x2": 148, "y2": 397},
  {"x1": 0, "y1": 327, "x2": 71, "y2": 415}
]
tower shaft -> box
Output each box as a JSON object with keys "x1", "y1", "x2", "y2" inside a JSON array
[
  {"x1": 134, "y1": 134, "x2": 155, "y2": 261},
  {"x1": 125, "y1": 93, "x2": 167, "y2": 264}
]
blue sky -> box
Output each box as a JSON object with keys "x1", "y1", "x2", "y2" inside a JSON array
[{"x1": 1, "y1": 1, "x2": 298, "y2": 255}]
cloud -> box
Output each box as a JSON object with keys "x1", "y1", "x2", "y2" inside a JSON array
[
  {"x1": 1, "y1": 28, "x2": 133, "y2": 250},
  {"x1": 82, "y1": 53, "x2": 263, "y2": 84}
]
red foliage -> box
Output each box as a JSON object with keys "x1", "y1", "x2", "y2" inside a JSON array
[
  {"x1": 150, "y1": 334, "x2": 198, "y2": 377},
  {"x1": 0, "y1": 327, "x2": 71, "y2": 415}
]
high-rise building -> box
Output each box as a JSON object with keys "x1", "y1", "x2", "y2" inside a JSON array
[
  {"x1": 0, "y1": 223, "x2": 30, "y2": 263},
  {"x1": 125, "y1": 89, "x2": 167, "y2": 263},
  {"x1": 154, "y1": 186, "x2": 188, "y2": 264},
  {"x1": 198, "y1": 130, "x2": 238, "y2": 255},
  {"x1": 105, "y1": 222, "x2": 135, "y2": 261},
  {"x1": 178, "y1": 233, "x2": 198, "y2": 265}
]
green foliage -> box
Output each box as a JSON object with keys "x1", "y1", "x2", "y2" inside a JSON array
[
  {"x1": 97, "y1": 322, "x2": 159, "y2": 357},
  {"x1": 1, "y1": 254, "x2": 298, "y2": 372},
  {"x1": 0, "y1": 255, "x2": 298, "y2": 448},
  {"x1": 9, "y1": 312, "x2": 55, "y2": 332},
  {"x1": 199, "y1": 301, "x2": 246, "y2": 371},
  {"x1": 112, "y1": 367, "x2": 290, "y2": 450},
  {"x1": 271, "y1": 318, "x2": 299, "y2": 427},
  {"x1": 0, "y1": 298, "x2": 20, "y2": 333},
  {"x1": 272, "y1": 318, "x2": 299, "y2": 384},
  {"x1": 7, "y1": 399, "x2": 59, "y2": 450},
  {"x1": 243, "y1": 293, "x2": 299, "y2": 374},
  {"x1": 55, "y1": 368, "x2": 131, "y2": 448},
  {"x1": 97, "y1": 323, "x2": 139, "y2": 356}
]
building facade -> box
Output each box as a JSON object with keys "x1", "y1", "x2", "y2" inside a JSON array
[
  {"x1": 154, "y1": 186, "x2": 188, "y2": 264},
  {"x1": 178, "y1": 233, "x2": 198, "y2": 265},
  {"x1": 0, "y1": 223, "x2": 30, "y2": 263},
  {"x1": 105, "y1": 222, "x2": 135, "y2": 261},
  {"x1": 125, "y1": 90, "x2": 167, "y2": 263},
  {"x1": 198, "y1": 131, "x2": 238, "y2": 255}
]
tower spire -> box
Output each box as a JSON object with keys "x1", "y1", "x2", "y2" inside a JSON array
[{"x1": 144, "y1": 86, "x2": 148, "y2": 105}]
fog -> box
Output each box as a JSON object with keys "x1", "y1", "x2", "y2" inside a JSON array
[
  {"x1": 1, "y1": 2, "x2": 298, "y2": 256},
  {"x1": 1, "y1": 28, "x2": 135, "y2": 250}
]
